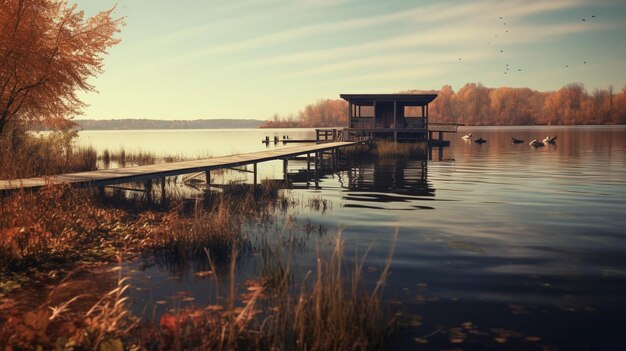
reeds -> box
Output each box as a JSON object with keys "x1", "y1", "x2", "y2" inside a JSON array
[
  {"x1": 0, "y1": 126, "x2": 97, "y2": 179},
  {"x1": 373, "y1": 141, "x2": 427, "y2": 158},
  {"x1": 145, "y1": 232, "x2": 397, "y2": 350},
  {"x1": 340, "y1": 141, "x2": 427, "y2": 159},
  {"x1": 99, "y1": 148, "x2": 157, "y2": 167}
]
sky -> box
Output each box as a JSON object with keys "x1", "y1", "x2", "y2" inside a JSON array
[{"x1": 72, "y1": 0, "x2": 626, "y2": 120}]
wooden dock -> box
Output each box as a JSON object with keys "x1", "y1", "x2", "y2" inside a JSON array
[{"x1": 0, "y1": 142, "x2": 357, "y2": 193}]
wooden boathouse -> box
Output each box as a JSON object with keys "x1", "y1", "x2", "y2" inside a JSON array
[{"x1": 340, "y1": 93, "x2": 438, "y2": 142}]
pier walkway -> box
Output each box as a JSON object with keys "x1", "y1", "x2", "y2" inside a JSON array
[{"x1": 0, "y1": 141, "x2": 356, "y2": 193}]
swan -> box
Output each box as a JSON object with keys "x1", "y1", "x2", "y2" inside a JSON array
[
  {"x1": 474, "y1": 138, "x2": 487, "y2": 144},
  {"x1": 511, "y1": 137, "x2": 524, "y2": 144},
  {"x1": 529, "y1": 139, "x2": 544, "y2": 147},
  {"x1": 462, "y1": 132, "x2": 472, "y2": 140},
  {"x1": 543, "y1": 136, "x2": 557, "y2": 144}
]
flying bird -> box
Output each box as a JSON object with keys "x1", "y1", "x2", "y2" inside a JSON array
[
  {"x1": 592, "y1": 15, "x2": 596, "y2": 18},
  {"x1": 582, "y1": 18, "x2": 586, "y2": 21}
]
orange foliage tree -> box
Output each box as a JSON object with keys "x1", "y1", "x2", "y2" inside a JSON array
[
  {"x1": 264, "y1": 82, "x2": 626, "y2": 127},
  {"x1": 0, "y1": 0, "x2": 124, "y2": 135}
]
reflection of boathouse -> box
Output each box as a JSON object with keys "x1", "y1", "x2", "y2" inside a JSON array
[
  {"x1": 343, "y1": 159, "x2": 434, "y2": 205},
  {"x1": 340, "y1": 94, "x2": 437, "y2": 142}
]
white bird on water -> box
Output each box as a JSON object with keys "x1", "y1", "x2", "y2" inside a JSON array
[{"x1": 462, "y1": 132, "x2": 472, "y2": 140}]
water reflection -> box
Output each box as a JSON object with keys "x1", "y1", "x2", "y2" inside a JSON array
[{"x1": 342, "y1": 159, "x2": 435, "y2": 209}]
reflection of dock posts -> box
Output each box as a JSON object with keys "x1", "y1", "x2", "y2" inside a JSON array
[
  {"x1": 160, "y1": 177, "x2": 166, "y2": 205},
  {"x1": 144, "y1": 179, "x2": 153, "y2": 204},
  {"x1": 98, "y1": 186, "x2": 105, "y2": 197},
  {"x1": 427, "y1": 146, "x2": 443, "y2": 161},
  {"x1": 274, "y1": 136, "x2": 279, "y2": 144},
  {"x1": 253, "y1": 163, "x2": 257, "y2": 186}
]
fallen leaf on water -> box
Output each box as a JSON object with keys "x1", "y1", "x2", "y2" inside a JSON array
[
  {"x1": 194, "y1": 271, "x2": 213, "y2": 278},
  {"x1": 494, "y1": 337, "x2": 508, "y2": 343},
  {"x1": 414, "y1": 337, "x2": 428, "y2": 344},
  {"x1": 450, "y1": 337, "x2": 464, "y2": 344},
  {"x1": 155, "y1": 300, "x2": 167, "y2": 305},
  {"x1": 181, "y1": 297, "x2": 195, "y2": 302}
]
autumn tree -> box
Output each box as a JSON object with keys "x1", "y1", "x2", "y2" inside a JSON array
[{"x1": 0, "y1": 0, "x2": 123, "y2": 135}]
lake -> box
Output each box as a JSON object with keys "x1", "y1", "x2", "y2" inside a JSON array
[{"x1": 76, "y1": 126, "x2": 626, "y2": 350}]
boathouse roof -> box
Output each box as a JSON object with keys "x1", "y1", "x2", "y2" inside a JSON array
[{"x1": 340, "y1": 94, "x2": 438, "y2": 106}]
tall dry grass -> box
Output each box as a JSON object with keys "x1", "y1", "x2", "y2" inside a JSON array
[
  {"x1": 373, "y1": 141, "x2": 427, "y2": 158},
  {"x1": 145, "y1": 232, "x2": 397, "y2": 350},
  {"x1": 0, "y1": 125, "x2": 97, "y2": 179}
]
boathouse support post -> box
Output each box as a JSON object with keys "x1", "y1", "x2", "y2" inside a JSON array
[
  {"x1": 393, "y1": 100, "x2": 397, "y2": 129},
  {"x1": 205, "y1": 170, "x2": 211, "y2": 188},
  {"x1": 283, "y1": 158, "x2": 288, "y2": 183}
]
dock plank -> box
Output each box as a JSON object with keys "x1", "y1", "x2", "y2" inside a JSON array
[{"x1": 0, "y1": 142, "x2": 356, "y2": 192}]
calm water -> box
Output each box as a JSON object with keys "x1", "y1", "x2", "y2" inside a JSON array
[{"x1": 79, "y1": 126, "x2": 626, "y2": 350}]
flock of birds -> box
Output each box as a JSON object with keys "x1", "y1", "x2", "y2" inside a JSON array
[
  {"x1": 458, "y1": 13, "x2": 598, "y2": 74},
  {"x1": 461, "y1": 133, "x2": 557, "y2": 147}
]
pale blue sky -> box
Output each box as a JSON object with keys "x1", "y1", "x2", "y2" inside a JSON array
[{"x1": 74, "y1": 0, "x2": 626, "y2": 120}]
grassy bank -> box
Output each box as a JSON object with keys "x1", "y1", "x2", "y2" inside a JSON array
[{"x1": 0, "y1": 180, "x2": 399, "y2": 350}]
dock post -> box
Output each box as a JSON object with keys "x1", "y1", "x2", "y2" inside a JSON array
[
  {"x1": 160, "y1": 177, "x2": 166, "y2": 205},
  {"x1": 253, "y1": 163, "x2": 257, "y2": 186},
  {"x1": 205, "y1": 170, "x2": 211, "y2": 188},
  {"x1": 314, "y1": 152, "x2": 320, "y2": 179},
  {"x1": 144, "y1": 179, "x2": 153, "y2": 204},
  {"x1": 283, "y1": 158, "x2": 288, "y2": 184},
  {"x1": 307, "y1": 153, "x2": 311, "y2": 173}
]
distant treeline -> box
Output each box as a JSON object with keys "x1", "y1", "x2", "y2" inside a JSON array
[
  {"x1": 261, "y1": 82, "x2": 626, "y2": 127},
  {"x1": 75, "y1": 118, "x2": 264, "y2": 130}
]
